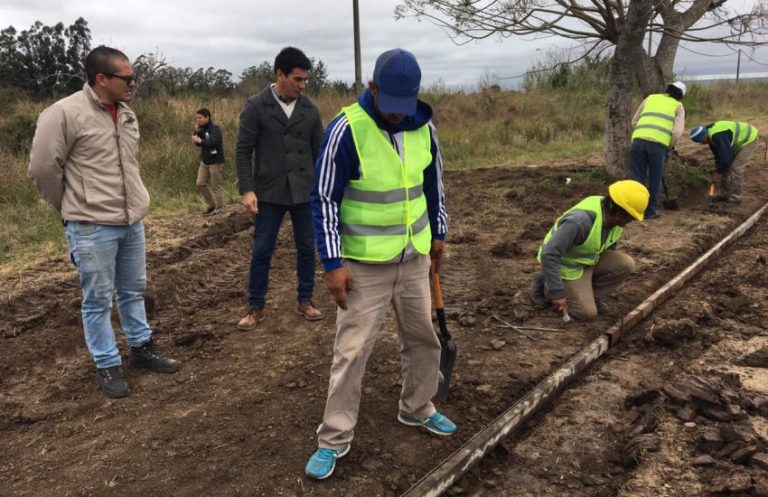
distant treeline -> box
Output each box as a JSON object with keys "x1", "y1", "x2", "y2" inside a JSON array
[{"x1": 0, "y1": 18, "x2": 353, "y2": 100}]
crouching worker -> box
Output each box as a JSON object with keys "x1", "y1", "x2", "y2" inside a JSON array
[
  {"x1": 530, "y1": 180, "x2": 649, "y2": 320},
  {"x1": 689, "y1": 121, "x2": 759, "y2": 205}
]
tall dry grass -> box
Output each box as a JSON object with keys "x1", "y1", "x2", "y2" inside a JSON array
[{"x1": 2, "y1": 81, "x2": 768, "y2": 263}]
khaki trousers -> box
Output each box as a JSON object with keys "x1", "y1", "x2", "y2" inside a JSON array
[
  {"x1": 317, "y1": 255, "x2": 441, "y2": 450},
  {"x1": 564, "y1": 250, "x2": 635, "y2": 320},
  {"x1": 716, "y1": 140, "x2": 757, "y2": 202},
  {"x1": 196, "y1": 163, "x2": 223, "y2": 209}
]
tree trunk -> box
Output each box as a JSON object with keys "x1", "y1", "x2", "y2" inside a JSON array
[
  {"x1": 654, "y1": 22, "x2": 685, "y2": 83},
  {"x1": 604, "y1": 0, "x2": 654, "y2": 178},
  {"x1": 633, "y1": 50, "x2": 665, "y2": 96}
]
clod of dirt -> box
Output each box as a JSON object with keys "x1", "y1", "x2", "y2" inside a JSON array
[
  {"x1": 450, "y1": 230, "x2": 479, "y2": 244},
  {"x1": 753, "y1": 453, "x2": 768, "y2": 471},
  {"x1": 648, "y1": 317, "x2": 696, "y2": 347},
  {"x1": 489, "y1": 241, "x2": 526, "y2": 258},
  {"x1": 620, "y1": 433, "x2": 660, "y2": 467},
  {"x1": 711, "y1": 472, "x2": 752, "y2": 494},
  {"x1": 491, "y1": 339, "x2": 506, "y2": 350},
  {"x1": 738, "y1": 347, "x2": 768, "y2": 368},
  {"x1": 692, "y1": 455, "x2": 717, "y2": 466},
  {"x1": 624, "y1": 388, "x2": 661, "y2": 407},
  {"x1": 519, "y1": 222, "x2": 547, "y2": 241}
]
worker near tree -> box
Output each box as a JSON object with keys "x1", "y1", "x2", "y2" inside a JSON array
[
  {"x1": 629, "y1": 81, "x2": 686, "y2": 219},
  {"x1": 531, "y1": 180, "x2": 650, "y2": 321},
  {"x1": 689, "y1": 121, "x2": 759, "y2": 205},
  {"x1": 28, "y1": 46, "x2": 180, "y2": 398},
  {"x1": 305, "y1": 48, "x2": 455, "y2": 480}
]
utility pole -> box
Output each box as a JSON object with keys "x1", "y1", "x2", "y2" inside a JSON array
[
  {"x1": 353, "y1": 0, "x2": 363, "y2": 95},
  {"x1": 736, "y1": 20, "x2": 744, "y2": 84}
]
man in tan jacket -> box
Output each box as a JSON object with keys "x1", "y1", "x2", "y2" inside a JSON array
[{"x1": 28, "y1": 46, "x2": 180, "y2": 399}]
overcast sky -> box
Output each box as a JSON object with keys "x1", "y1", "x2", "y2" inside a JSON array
[{"x1": 2, "y1": 0, "x2": 767, "y2": 89}]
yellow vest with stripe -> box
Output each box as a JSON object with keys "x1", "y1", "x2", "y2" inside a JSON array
[
  {"x1": 631, "y1": 94, "x2": 681, "y2": 147},
  {"x1": 709, "y1": 121, "x2": 758, "y2": 152},
  {"x1": 537, "y1": 196, "x2": 623, "y2": 280},
  {"x1": 339, "y1": 103, "x2": 433, "y2": 262}
]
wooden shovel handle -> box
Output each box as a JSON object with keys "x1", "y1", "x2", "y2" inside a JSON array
[{"x1": 431, "y1": 259, "x2": 444, "y2": 310}]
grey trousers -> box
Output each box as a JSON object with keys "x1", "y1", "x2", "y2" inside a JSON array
[
  {"x1": 564, "y1": 250, "x2": 635, "y2": 320},
  {"x1": 316, "y1": 255, "x2": 441, "y2": 450},
  {"x1": 716, "y1": 139, "x2": 757, "y2": 202}
]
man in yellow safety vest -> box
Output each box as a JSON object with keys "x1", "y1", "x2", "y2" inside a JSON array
[
  {"x1": 531, "y1": 180, "x2": 650, "y2": 320},
  {"x1": 306, "y1": 48, "x2": 456, "y2": 480},
  {"x1": 690, "y1": 121, "x2": 759, "y2": 205},
  {"x1": 629, "y1": 82, "x2": 686, "y2": 219}
]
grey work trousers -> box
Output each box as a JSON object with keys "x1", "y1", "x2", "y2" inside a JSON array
[
  {"x1": 316, "y1": 255, "x2": 441, "y2": 450},
  {"x1": 564, "y1": 250, "x2": 635, "y2": 320},
  {"x1": 715, "y1": 139, "x2": 758, "y2": 202}
]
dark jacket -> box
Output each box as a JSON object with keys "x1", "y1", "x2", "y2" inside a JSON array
[
  {"x1": 235, "y1": 86, "x2": 323, "y2": 206},
  {"x1": 195, "y1": 121, "x2": 225, "y2": 165},
  {"x1": 708, "y1": 130, "x2": 735, "y2": 173}
]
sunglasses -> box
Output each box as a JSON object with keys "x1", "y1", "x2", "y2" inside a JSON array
[{"x1": 103, "y1": 73, "x2": 135, "y2": 84}]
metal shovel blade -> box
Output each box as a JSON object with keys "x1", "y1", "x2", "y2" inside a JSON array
[
  {"x1": 661, "y1": 175, "x2": 679, "y2": 210},
  {"x1": 431, "y1": 264, "x2": 456, "y2": 403},
  {"x1": 436, "y1": 306, "x2": 456, "y2": 402}
]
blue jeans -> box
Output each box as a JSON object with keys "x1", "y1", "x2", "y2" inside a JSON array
[
  {"x1": 247, "y1": 202, "x2": 316, "y2": 310},
  {"x1": 65, "y1": 221, "x2": 152, "y2": 368},
  {"x1": 629, "y1": 139, "x2": 667, "y2": 216}
]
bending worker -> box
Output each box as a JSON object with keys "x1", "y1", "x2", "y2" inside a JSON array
[
  {"x1": 689, "y1": 121, "x2": 759, "y2": 205},
  {"x1": 629, "y1": 81, "x2": 686, "y2": 219},
  {"x1": 306, "y1": 48, "x2": 455, "y2": 480},
  {"x1": 531, "y1": 180, "x2": 650, "y2": 320}
]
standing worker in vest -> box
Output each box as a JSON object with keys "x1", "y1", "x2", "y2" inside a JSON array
[
  {"x1": 306, "y1": 48, "x2": 455, "y2": 480},
  {"x1": 690, "y1": 121, "x2": 759, "y2": 205},
  {"x1": 530, "y1": 180, "x2": 649, "y2": 321},
  {"x1": 629, "y1": 82, "x2": 686, "y2": 219}
]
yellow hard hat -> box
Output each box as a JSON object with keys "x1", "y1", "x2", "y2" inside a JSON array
[{"x1": 608, "y1": 180, "x2": 650, "y2": 221}]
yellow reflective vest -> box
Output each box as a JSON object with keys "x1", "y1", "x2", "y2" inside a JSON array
[
  {"x1": 708, "y1": 121, "x2": 758, "y2": 152},
  {"x1": 339, "y1": 103, "x2": 433, "y2": 261},
  {"x1": 537, "y1": 196, "x2": 623, "y2": 280},
  {"x1": 631, "y1": 94, "x2": 681, "y2": 147}
]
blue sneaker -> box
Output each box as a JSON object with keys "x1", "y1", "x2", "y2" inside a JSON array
[
  {"x1": 305, "y1": 444, "x2": 350, "y2": 480},
  {"x1": 398, "y1": 411, "x2": 457, "y2": 436}
]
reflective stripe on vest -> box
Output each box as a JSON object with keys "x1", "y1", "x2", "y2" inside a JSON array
[
  {"x1": 537, "y1": 196, "x2": 624, "y2": 281},
  {"x1": 339, "y1": 103, "x2": 433, "y2": 262},
  {"x1": 631, "y1": 94, "x2": 681, "y2": 147},
  {"x1": 708, "y1": 121, "x2": 759, "y2": 152}
]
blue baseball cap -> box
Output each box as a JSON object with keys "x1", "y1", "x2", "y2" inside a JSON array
[
  {"x1": 373, "y1": 48, "x2": 421, "y2": 115},
  {"x1": 690, "y1": 126, "x2": 708, "y2": 143}
]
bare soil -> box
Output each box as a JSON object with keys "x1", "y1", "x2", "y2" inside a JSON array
[{"x1": 2, "y1": 140, "x2": 768, "y2": 497}]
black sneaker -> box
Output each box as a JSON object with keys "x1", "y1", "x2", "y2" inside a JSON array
[
  {"x1": 129, "y1": 339, "x2": 181, "y2": 373},
  {"x1": 96, "y1": 366, "x2": 130, "y2": 398}
]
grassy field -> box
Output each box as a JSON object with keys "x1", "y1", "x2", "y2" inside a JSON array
[{"x1": 2, "y1": 81, "x2": 768, "y2": 264}]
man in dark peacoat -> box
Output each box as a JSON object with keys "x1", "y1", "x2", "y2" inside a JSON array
[{"x1": 235, "y1": 46, "x2": 324, "y2": 329}]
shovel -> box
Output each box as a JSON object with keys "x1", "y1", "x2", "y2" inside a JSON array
[
  {"x1": 431, "y1": 260, "x2": 456, "y2": 403},
  {"x1": 661, "y1": 175, "x2": 679, "y2": 210}
]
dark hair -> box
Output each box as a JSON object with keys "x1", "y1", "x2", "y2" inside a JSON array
[
  {"x1": 274, "y1": 47, "x2": 312, "y2": 77},
  {"x1": 665, "y1": 84, "x2": 683, "y2": 101},
  {"x1": 196, "y1": 108, "x2": 211, "y2": 119},
  {"x1": 85, "y1": 46, "x2": 130, "y2": 86}
]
